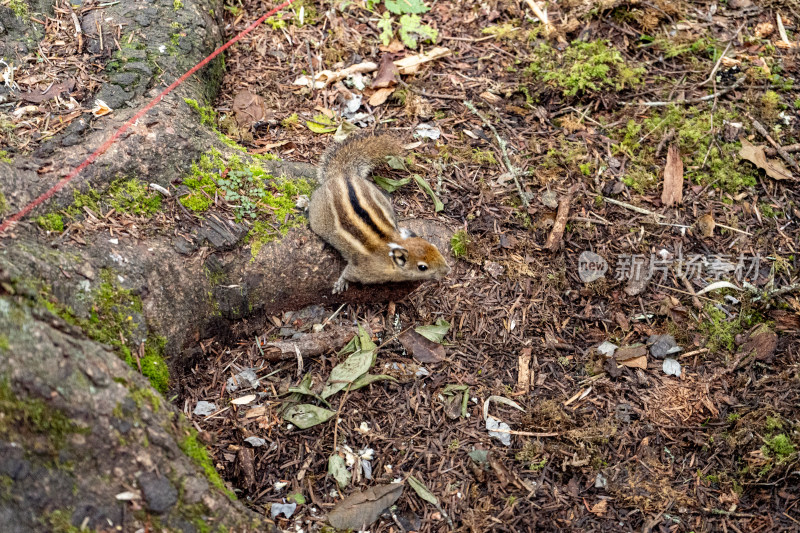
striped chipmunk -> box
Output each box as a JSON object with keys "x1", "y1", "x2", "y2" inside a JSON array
[{"x1": 309, "y1": 132, "x2": 450, "y2": 294}]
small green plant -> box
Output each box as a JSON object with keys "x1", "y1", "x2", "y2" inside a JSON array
[
  {"x1": 375, "y1": 0, "x2": 437, "y2": 49},
  {"x1": 173, "y1": 0, "x2": 183, "y2": 9},
  {"x1": 450, "y1": 230, "x2": 470, "y2": 258},
  {"x1": 281, "y1": 113, "x2": 299, "y2": 128},
  {"x1": 0, "y1": 150, "x2": 11, "y2": 163},
  {"x1": 727, "y1": 413, "x2": 741, "y2": 422},
  {"x1": 265, "y1": 16, "x2": 286, "y2": 30}
]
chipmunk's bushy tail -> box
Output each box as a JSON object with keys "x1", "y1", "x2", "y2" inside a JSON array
[{"x1": 317, "y1": 132, "x2": 403, "y2": 183}]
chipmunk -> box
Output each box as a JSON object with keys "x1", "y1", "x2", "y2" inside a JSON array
[{"x1": 309, "y1": 133, "x2": 450, "y2": 294}]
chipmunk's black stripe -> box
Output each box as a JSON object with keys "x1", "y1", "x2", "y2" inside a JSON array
[
  {"x1": 333, "y1": 191, "x2": 370, "y2": 247},
  {"x1": 347, "y1": 179, "x2": 390, "y2": 240}
]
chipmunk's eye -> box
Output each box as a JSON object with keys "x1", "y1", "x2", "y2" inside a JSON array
[{"x1": 418, "y1": 263, "x2": 428, "y2": 272}]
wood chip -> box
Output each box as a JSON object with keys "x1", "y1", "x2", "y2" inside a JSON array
[{"x1": 661, "y1": 144, "x2": 684, "y2": 206}]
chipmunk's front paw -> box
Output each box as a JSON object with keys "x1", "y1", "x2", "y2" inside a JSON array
[{"x1": 332, "y1": 277, "x2": 349, "y2": 294}]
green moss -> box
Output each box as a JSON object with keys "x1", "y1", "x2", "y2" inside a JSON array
[
  {"x1": 761, "y1": 90, "x2": 781, "y2": 119},
  {"x1": 173, "y1": 0, "x2": 183, "y2": 9},
  {"x1": 178, "y1": 427, "x2": 235, "y2": 499},
  {"x1": 525, "y1": 40, "x2": 645, "y2": 97},
  {"x1": 759, "y1": 203, "x2": 781, "y2": 218},
  {"x1": 0, "y1": 380, "x2": 88, "y2": 454},
  {"x1": 471, "y1": 149, "x2": 497, "y2": 164},
  {"x1": 108, "y1": 179, "x2": 161, "y2": 216},
  {"x1": 0, "y1": 150, "x2": 12, "y2": 163},
  {"x1": 130, "y1": 386, "x2": 162, "y2": 413},
  {"x1": 246, "y1": 176, "x2": 313, "y2": 259},
  {"x1": 765, "y1": 416, "x2": 783, "y2": 433},
  {"x1": 184, "y1": 98, "x2": 217, "y2": 128},
  {"x1": 42, "y1": 271, "x2": 169, "y2": 393},
  {"x1": 617, "y1": 107, "x2": 757, "y2": 194},
  {"x1": 762, "y1": 434, "x2": 796, "y2": 460},
  {"x1": 40, "y1": 509, "x2": 80, "y2": 533},
  {"x1": 450, "y1": 230, "x2": 470, "y2": 258},
  {"x1": 36, "y1": 213, "x2": 64, "y2": 232},
  {"x1": 727, "y1": 413, "x2": 741, "y2": 422},
  {"x1": 0, "y1": 335, "x2": 8, "y2": 351},
  {"x1": 7, "y1": 0, "x2": 28, "y2": 18},
  {"x1": 700, "y1": 305, "x2": 742, "y2": 353}
]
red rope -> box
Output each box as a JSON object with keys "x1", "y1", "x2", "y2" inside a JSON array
[{"x1": 0, "y1": 0, "x2": 299, "y2": 236}]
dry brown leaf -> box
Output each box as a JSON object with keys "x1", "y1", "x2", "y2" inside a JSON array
[
  {"x1": 379, "y1": 39, "x2": 405, "y2": 53},
  {"x1": 696, "y1": 213, "x2": 715, "y2": 238},
  {"x1": 755, "y1": 22, "x2": 774, "y2": 38},
  {"x1": 399, "y1": 330, "x2": 445, "y2": 363},
  {"x1": 372, "y1": 54, "x2": 400, "y2": 89},
  {"x1": 619, "y1": 355, "x2": 648, "y2": 369},
  {"x1": 739, "y1": 137, "x2": 794, "y2": 181},
  {"x1": 232, "y1": 90, "x2": 266, "y2": 128},
  {"x1": 368, "y1": 87, "x2": 395, "y2": 107},
  {"x1": 615, "y1": 345, "x2": 647, "y2": 362},
  {"x1": 327, "y1": 484, "x2": 404, "y2": 530},
  {"x1": 19, "y1": 78, "x2": 75, "y2": 103},
  {"x1": 590, "y1": 500, "x2": 608, "y2": 516},
  {"x1": 480, "y1": 91, "x2": 503, "y2": 104},
  {"x1": 661, "y1": 144, "x2": 683, "y2": 206}
]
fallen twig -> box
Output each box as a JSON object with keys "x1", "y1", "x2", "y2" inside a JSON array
[
  {"x1": 545, "y1": 184, "x2": 578, "y2": 251},
  {"x1": 603, "y1": 197, "x2": 666, "y2": 219},
  {"x1": 625, "y1": 75, "x2": 745, "y2": 107},
  {"x1": 464, "y1": 100, "x2": 529, "y2": 206}
]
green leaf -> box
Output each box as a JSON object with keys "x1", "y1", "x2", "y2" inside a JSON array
[
  {"x1": 338, "y1": 324, "x2": 375, "y2": 356},
  {"x1": 415, "y1": 318, "x2": 450, "y2": 343},
  {"x1": 413, "y1": 174, "x2": 443, "y2": 212},
  {"x1": 398, "y1": 14, "x2": 438, "y2": 49},
  {"x1": 385, "y1": 0, "x2": 429, "y2": 15},
  {"x1": 377, "y1": 12, "x2": 394, "y2": 46},
  {"x1": 282, "y1": 404, "x2": 336, "y2": 429},
  {"x1": 306, "y1": 113, "x2": 337, "y2": 134},
  {"x1": 441, "y1": 384, "x2": 468, "y2": 395},
  {"x1": 322, "y1": 347, "x2": 376, "y2": 399},
  {"x1": 407, "y1": 475, "x2": 438, "y2": 505},
  {"x1": 374, "y1": 175, "x2": 411, "y2": 193},
  {"x1": 288, "y1": 373, "x2": 331, "y2": 408},
  {"x1": 350, "y1": 373, "x2": 398, "y2": 391},
  {"x1": 328, "y1": 454, "x2": 351, "y2": 489},
  {"x1": 288, "y1": 492, "x2": 306, "y2": 505},
  {"x1": 385, "y1": 155, "x2": 408, "y2": 170}
]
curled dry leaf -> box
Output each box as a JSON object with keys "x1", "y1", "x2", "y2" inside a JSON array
[
  {"x1": 232, "y1": 89, "x2": 267, "y2": 128},
  {"x1": 368, "y1": 87, "x2": 395, "y2": 107},
  {"x1": 399, "y1": 329, "x2": 445, "y2": 363},
  {"x1": 739, "y1": 138, "x2": 794, "y2": 181},
  {"x1": 696, "y1": 213, "x2": 716, "y2": 238},
  {"x1": 327, "y1": 483, "x2": 404, "y2": 530},
  {"x1": 91, "y1": 99, "x2": 112, "y2": 117},
  {"x1": 372, "y1": 54, "x2": 400, "y2": 89}
]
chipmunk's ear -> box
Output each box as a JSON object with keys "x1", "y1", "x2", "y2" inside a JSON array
[
  {"x1": 389, "y1": 243, "x2": 409, "y2": 267},
  {"x1": 399, "y1": 227, "x2": 417, "y2": 239}
]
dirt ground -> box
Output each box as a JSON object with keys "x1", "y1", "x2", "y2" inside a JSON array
[{"x1": 126, "y1": 0, "x2": 800, "y2": 531}]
